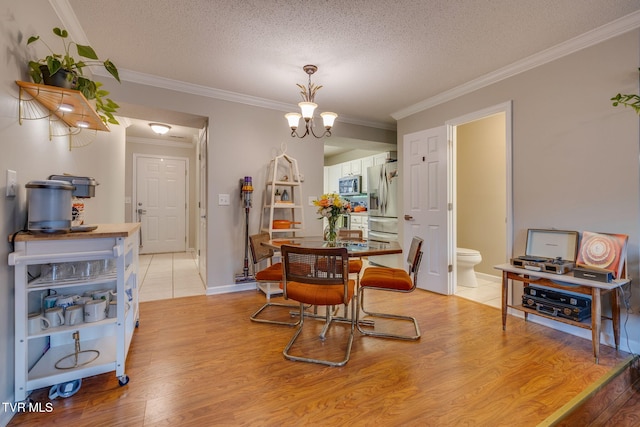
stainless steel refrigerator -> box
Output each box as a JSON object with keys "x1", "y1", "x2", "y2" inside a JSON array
[{"x1": 367, "y1": 161, "x2": 402, "y2": 268}]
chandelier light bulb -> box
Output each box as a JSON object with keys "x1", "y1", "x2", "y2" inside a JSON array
[
  {"x1": 285, "y1": 65, "x2": 338, "y2": 139},
  {"x1": 321, "y1": 112, "x2": 337, "y2": 128},
  {"x1": 285, "y1": 113, "x2": 301, "y2": 129}
]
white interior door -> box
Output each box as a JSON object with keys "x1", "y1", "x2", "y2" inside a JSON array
[
  {"x1": 197, "y1": 127, "x2": 207, "y2": 281},
  {"x1": 403, "y1": 126, "x2": 451, "y2": 294},
  {"x1": 135, "y1": 155, "x2": 187, "y2": 254}
]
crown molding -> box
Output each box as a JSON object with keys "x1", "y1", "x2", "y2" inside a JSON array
[
  {"x1": 391, "y1": 10, "x2": 640, "y2": 120},
  {"x1": 97, "y1": 69, "x2": 396, "y2": 131}
]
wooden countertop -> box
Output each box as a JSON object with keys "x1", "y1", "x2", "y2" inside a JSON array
[{"x1": 10, "y1": 223, "x2": 141, "y2": 242}]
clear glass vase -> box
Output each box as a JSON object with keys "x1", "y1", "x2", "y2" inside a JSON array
[{"x1": 324, "y1": 216, "x2": 340, "y2": 247}]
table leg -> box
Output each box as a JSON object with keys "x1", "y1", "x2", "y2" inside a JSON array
[
  {"x1": 502, "y1": 271, "x2": 508, "y2": 331},
  {"x1": 591, "y1": 288, "x2": 601, "y2": 364},
  {"x1": 611, "y1": 287, "x2": 621, "y2": 350}
]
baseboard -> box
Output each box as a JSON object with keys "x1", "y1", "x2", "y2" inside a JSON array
[
  {"x1": 206, "y1": 282, "x2": 256, "y2": 295},
  {"x1": 476, "y1": 272, "x2": 501, "y2": 283}
]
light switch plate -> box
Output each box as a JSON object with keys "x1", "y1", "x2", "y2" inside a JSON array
[
  {"x1": 6, "y1": 169, "x2": 17, "y2": 197},
  {"x1": 218, "y1": 194, "x2": 230, "y2": 206},
  {"x1": 308, "y1": 196, "x2": 316, "y2": 206}
]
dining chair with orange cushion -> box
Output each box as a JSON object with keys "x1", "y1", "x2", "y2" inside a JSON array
[
  {"x1": 357, "y1": 236, "x2": 423, "y2": 340},
  {"x1": 281, "y1": 245, "x2": 356, "y2": 367},
  {"x1": 337, "y1": 228, "x2": 364, "y2": 282},
  {"x1": 248, "y1": 232, "x2": 299, "y2": 326}
]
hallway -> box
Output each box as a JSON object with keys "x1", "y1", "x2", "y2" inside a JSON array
[{"x1": 138, "y1": 251, "x2": 206, "y2": 302}]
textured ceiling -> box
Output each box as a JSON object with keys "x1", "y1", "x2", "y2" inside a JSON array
[{"x1": 58, "y1": 0, "x2": 640, "y2": 144}]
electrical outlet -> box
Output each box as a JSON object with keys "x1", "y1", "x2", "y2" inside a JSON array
[
  {"x1": 218, "y1": 194, "x2": 230, "y2": 206},
  {"x1": 6, "y1": 169, "x2": 17, "y2": 197}
]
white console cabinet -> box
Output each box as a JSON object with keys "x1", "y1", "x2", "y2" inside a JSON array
[{"x1": 9, "y1": 223, "x2": 140, "y2": 402}]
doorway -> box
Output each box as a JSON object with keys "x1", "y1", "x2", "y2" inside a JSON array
[{"x1": 447, "y1": 102, "x2": 513, "y2": 305}]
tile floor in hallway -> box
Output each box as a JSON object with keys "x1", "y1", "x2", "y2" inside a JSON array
[
  {"x1": 455, "y1": 275, "x2": 502, "y2": 309},
  {"x1": 138, "y1": 251, "x2": 206, "y2": 302},
  {"x1": 137, "y1": 252, "x2": 502, "y2": 309}
]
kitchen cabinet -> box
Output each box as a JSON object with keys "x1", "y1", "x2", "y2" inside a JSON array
[
  {"x1": 350, "y1": 214, "x2": 369, "y2": 239},
  {"x1": 361, "y1": 156, "x2": 374, "y2": 192},
  {"x1": 326, "y1": 164, "x2": 342, "y2": 194},
  {"x1": 341, "y1": 159, "x2": 362, "y2": 176},
  {"x1": 9, "y1": 223, "x2": 140, "y2": 402},
  {"x1": 373, "y1": 151, "x2": 396, "y2": 165}
]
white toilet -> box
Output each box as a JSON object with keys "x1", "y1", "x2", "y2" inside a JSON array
[{"x1": 456, "y1": 247, "x2": 482, "y2": 288}]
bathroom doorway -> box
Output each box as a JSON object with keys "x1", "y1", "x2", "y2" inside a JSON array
[{"x1": 447, "y1": 102, "x2": 513, "y2": 307}]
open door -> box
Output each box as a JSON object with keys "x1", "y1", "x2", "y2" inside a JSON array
[
  {"x1": 197, "y1": 126, "x2": 208, "y2": 282},
  {"x1": 403, "y1": 126, "x2": 452, "y2": 295}
]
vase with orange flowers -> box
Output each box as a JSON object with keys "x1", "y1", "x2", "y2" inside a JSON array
[{"x1": 313, "y1": 193, "x2": 351, "y2": 246}]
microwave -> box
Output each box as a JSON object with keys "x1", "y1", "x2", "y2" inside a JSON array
[{"x1": 338, "y1": 175, "x2": 362, "y2": 196}]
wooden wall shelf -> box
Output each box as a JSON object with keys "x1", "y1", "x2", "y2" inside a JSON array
[{"x1": 16, "y1": 81, "x2": 109, "y2": 132}]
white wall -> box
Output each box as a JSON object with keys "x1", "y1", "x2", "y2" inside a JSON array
[
  {"x1": 0, "y1": 1, "x2": 126, "y2": 421},
  {"x1": 398, "y1": 30, "x2": 640, "y2": 352}
]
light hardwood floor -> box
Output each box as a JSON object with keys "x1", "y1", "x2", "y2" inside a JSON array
[{"x1": 8, "y1": 284, "x2": 635, "y2": 426}]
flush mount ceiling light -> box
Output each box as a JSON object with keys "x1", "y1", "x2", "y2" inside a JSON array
[
  {"x1": 285, "y1": 65, "x2": 337, "y2": 139},
  {"x1": 149, "y1": 123, "x2": 171, "y2": 135}
]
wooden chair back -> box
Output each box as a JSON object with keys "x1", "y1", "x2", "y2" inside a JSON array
[{"x1": 249, "y1": 232, "x2": 275, "y2": 265}]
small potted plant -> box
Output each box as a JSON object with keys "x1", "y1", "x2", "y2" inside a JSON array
[
  {"x1": 611, "y1": 68, "x2": 640, "y2": 115},
  {"x1": 27, "y1": 27, "x2": 121, "y2": 125}
]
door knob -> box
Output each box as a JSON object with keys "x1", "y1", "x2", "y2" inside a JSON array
[
  {"x1": 137, "y1": 209, "x2": 147, "y2": 215},
  {"x1": 404, "y1": 215, "x2": 414, "y2": 221}
]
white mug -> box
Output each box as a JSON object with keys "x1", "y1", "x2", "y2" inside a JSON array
[
  {"x1": 43, "y1": 294, "x2": 58, "y2": 310},
  {"x1": 75, "y1": 296, "x2": 92, "y2": 305},
  {"x1": 84, "y1": 299, "x2": 107, "y2": 323},
  {"x1": 107, "y1": 301, "x2": 118, "y2": 319},
  {"x1": 28, "y1": 313, "x2": 50, "y2": 334},
  {"x1": 92, "y1": 289, "x2": 115, "y2": 302},
  {"x1": 55, "y1": 295, "x2": 75, "y2": 309},
  {"x1": 107, "y1": 301, "x2": 129, "y2": 319},
  {"x1": 45, "y1": 307, "x2": 65, "y2": 327},
  {"x1": 64, "y1": 305, "x2": 84, "y2": 326}
]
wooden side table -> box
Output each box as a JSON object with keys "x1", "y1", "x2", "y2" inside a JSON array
[{"x1": 495, "y1": 263, "x2": 630, "y2": 363}]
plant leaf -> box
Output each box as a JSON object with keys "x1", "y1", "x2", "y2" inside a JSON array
[
  {"x1": 27, "y1": 36, "x2": 39, "y2": 45},
  {"x1": 103, "y1": 60, "x2": 120, "y2": 82},
  {"x1": 76, "y1": 44, "x2": 98, "y2": 60},
  {"x1": 46, "y1": 57, "x2": 61, "y2": 75},
  {"x1": 53, "y1": 27, "x2": 68, "y2": 38}
]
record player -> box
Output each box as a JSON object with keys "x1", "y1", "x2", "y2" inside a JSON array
[{"x1": 510, "y1": 229, "x2": 579, "y2": 275}]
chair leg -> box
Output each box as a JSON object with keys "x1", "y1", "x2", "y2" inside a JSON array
[
  {"x1": 249, "y1": 284, "x2": 300, "y2": 326},
  {"x1": 356, "y1": 287, "x2": 421, "y2": 341},
  {"x1": 283, "y1": 300, "x2": 355, "y2": 367},
  {"x1": 250, "y1": 301, "x2": 301, "y2": 326}
]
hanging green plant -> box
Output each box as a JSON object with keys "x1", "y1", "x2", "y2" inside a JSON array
[
  {"x1": 26, "y1": 27, "x2": 121, "y2": 125},
  {"x1": 611, "y1": 68, "x2": 640, "y2": 115}
]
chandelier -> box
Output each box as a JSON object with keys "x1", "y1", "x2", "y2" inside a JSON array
[{"x1": 285, "y1": 65, "x2": 337, "y2": 139}]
